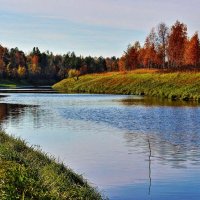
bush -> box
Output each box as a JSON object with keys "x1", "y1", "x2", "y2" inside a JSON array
[{"x1": 68, "y1": 69, "x2": 80, "y2": 81}]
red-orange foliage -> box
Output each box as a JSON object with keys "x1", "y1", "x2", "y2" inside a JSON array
[
  {"x1": 141, "y1": 30, "x2": 162, "y2": 68},
  {"x1": 118, "y1": 56, "x2": 126, "y2": 71},
  {"x1": 118, "y1": 21, "x2": 200, "y2": 70},
  {"x1": 142, "y1": 45, "x2": 159, "y2": 68},
  {"x1": 184, "y1": 32, "x2": 200, "y2": 66},
  {"x1": 30, "y1": 55, "x2": 41, "y2": 75},
  {"x1": 32, "y1": 55, "x2": 39, "y2": 65},
  {"x1": 118, "y1": 42, "x2": 141, "y2": 71},
  {"x1": 125, "y1": 43, "x2": 140, "y2": 70},
  {"x1": 167, "y1": 21, "x2": 187, "y2": 68}
]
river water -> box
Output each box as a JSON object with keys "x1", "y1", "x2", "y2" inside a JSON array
[{"x1": 0, "y1": 90, "x2": 200, "y2": 200}]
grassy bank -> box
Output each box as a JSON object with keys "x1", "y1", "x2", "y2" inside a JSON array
[
  {"x1": 0, "y1": 79, "x2": 26, "y2": 88},
  {"x1": 0, "y1": 79, "x2": 36, "y2": 88},
  {"x1": 53, "y1": 69, "x2": 200, "y2": 101},
  {"x1": 0, "y1": 79, "x2": 56, "y2": 88},
  {"x1": 0, "y1": 131, "x2": 104, "y2": 200}
]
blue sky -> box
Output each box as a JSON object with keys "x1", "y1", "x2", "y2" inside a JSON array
[{"x1": 0, "y1": 0, "x2": 200, "y2": 57}]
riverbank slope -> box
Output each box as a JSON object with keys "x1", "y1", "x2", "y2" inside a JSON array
[
  {"x1": 0, "y1": 79, "x2": 56, "y2": 88},
  {"x1": 0, "y1": 79, "x2": 29, "y2": 88},
  {"x1": 0, "y1": 131, "x2": 103, "y2": 199},
  {"x1": 53, "y1": 70, "x2": 200, "y2": 101}
]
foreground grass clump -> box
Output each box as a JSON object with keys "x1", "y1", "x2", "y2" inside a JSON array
[
  {"x1": 53, "y1": 69, "x2": 200, "y2": 101},
  {"x1": 0, "y1": 131, "x2": 104, "y2": 200}
]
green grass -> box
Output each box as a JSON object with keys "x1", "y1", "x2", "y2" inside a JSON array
[
  {"x1": 53, "y1": 70, "x2": 200, "y2": 101},
  {"x1": 0, "y1": 80, "x2": 17, "y2": 88},
  {"x1": 0, "y1": 79, "x2": 29, "y2": 88},
  {"x1": 0, "y1": 131, "x2": 104, "y2": 200},
  {"x1": 0, "y1": 79, "x2": 56, "y2": 88}
]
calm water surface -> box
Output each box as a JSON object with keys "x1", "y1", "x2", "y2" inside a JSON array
[{"x1": 0, "y1": 91, "x2": 200, "y2": 200}]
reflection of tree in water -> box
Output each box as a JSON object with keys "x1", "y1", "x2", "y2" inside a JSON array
[
  {"x1": 147, "y1": 138, "x2": 152, "y2": 196},
  {"x1": 124, "y1": 132, "x2": 200, "y2": 169},
  {"x1": 0, "y1": 104, "x2": 7, "y2": 122},
  {"x1": 120, "y1": 97, "x2": 200, "y2": 107},
  {"x1": 0, "y1": 103, "x2": 41, "y2": 129},
  {"x1": 124, "y1": 132, "x2": 200, "y2": 196},
  {"x1": 0, "y1": 104, "x2": 25, "y2": 127}
]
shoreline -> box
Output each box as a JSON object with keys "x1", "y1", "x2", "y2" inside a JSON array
[
  {"x1": 0, "y1": 131, "x2": 104, "y2": 199},
  {"x1": 52, "y1": 70, "x2": 200, "y2": 101}
]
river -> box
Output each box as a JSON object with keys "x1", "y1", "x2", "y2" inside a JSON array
[{"x1": 0, "y1": 90, "x2": 200, "y2": 200}]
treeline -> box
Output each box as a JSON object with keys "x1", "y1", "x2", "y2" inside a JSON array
[
  {"x1": 0, "y1": 46, "x2": 118, "y2": 83},
  {"x1": 1, "y1": 20, "x2": 199, "y2": 84},
  {"x1": 119, "y1": 21, "x2": 200, "y2": 71}
]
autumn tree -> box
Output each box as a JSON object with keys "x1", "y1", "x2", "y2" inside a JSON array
[
  {"x1": 118, "y1": 42, "x2": 141, "y2": 71},
  {"x1": 184, "y1": 32, "x2": 200, "y2": 67},
  {"x1": 157, "y1": 23, "x2": 169, "y2": 68},
  {"x1": 17, "y1": 65, "x2": 27, "y2": 79},
  {"x1": 9, "y1": 48, "x2": 26, "y2": 68},
  {"x1": 28, "y1": 47, "x2": 41, "y2": 79},
  {"x1": 105, "y1": 57, "x2": 118, "y2": 71},
  {"x1": 30, "y1": 55, "x2": 41, "y2": 75},
  {"x1": 118, "y1": 55, "x2": 126, "y2": 71},
  {"x1": 125, "y1": 42, "x2": 141, "y2": 70},
  {"x1": 167, "y1": 21, "x2": 187, "y2": 68},
  {"x1": 142, "y1": 29, "x2": 161, "y2": 68},
  {"x1": 138, "y1": 47, "x2": 146, "y2": 68}
]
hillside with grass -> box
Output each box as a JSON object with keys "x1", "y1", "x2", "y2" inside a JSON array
[
  {"x1": 0, "y1": 131, "x2": 104, "y2": 200},
  {"x1": 53, "y1": 70, "x2": 200, "y2": 101}
]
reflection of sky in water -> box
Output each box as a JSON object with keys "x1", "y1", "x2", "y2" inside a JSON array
[{"x1": 0, "y1": 93, "x2": 200, "y2": 200}]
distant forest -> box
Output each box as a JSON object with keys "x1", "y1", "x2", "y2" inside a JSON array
[
  {"x1": 0, "y1": 46, "x2": 118, "y2": 84},
  {"x1": 0, "y1": 20, "x2": 200, "y2": 83}
]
